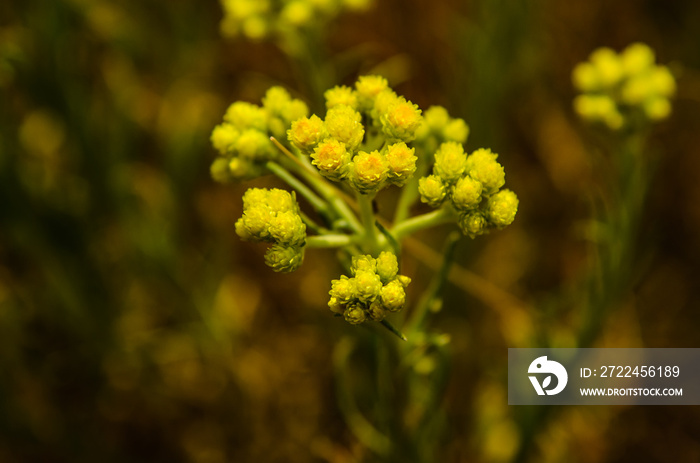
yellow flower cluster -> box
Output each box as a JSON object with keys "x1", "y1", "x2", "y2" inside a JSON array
[
  {"x1": 219, "y1": 0, "x2": 373, "y2": 42},
  {"x1": 210, "y1": 87, "x2": 308, "y2": 183},
  {"x1": 418, "y1": 144, "x2": 518, "y2": 238},
  {"x1": 235, "y1": 188, "x2": 307, "y2": 272},
  {"x1": 572, "y1": 43, "x2": 676, "y2": 130},
  {"x1": 287, "y1": 75, "x2": 422, "y2": 194},
  {"x1": 328, "y1": 252, "x2": 411, "y2": 325}
]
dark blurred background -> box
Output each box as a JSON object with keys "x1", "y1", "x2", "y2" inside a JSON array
[{"x1": 1, "y1": 0, "x2": 700, "y2": 461}]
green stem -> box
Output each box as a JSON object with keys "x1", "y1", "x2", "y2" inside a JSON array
[
  {"x1": 306, "y1": 234, "x2": 356, "y2": 248},
  {"x1": 358, "y1": 193, "x2": 381, "y2": 255},
  {"x1": 266, "y1": 161, "x2": 328, "y2": 213},
  {"x1": 391, "y1": 207, "x2": 456, "y2": 242},
  {"x1": 405, "y1": 232, "x2": 461, "y2": 335}
]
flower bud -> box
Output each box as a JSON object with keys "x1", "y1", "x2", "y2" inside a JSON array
[
  {"x1": 268, "y1": 210, "x2": 306, "y2": 246},
  {"x1": 328, "y1": 297, "x2": 345, "y2": 314},
  {"x1": 211, "y1": 123, "x2": 239, "y2": 155},
  {"x1": 325, "y1": 105, "x2": 364, "y2": 151},
  {"x1": 486, "y1": 189, "x2": 519, "y2": 229},
  {"x1": 443, "y1": 118, "x2": 469, "y2": 144},
  {"x1": 643, "y1": 97, "x2": 671, "y2": 121},
  {"x1": 344, "y1": 302, "x2": 367, "y2": 325},
  {"x1": 235, "y1": 128, "x2": 274, "y2": 160},
  {"x1": 381, "y1": 97, "x2": 423, "y2": 142},
  {"x1": 288, "y1": 115, "x2": 325, "y2": 153},
  {"x1": 423, "y1": 106, "x2": 450, "y2": 131},
  {"x1": 281, "y1": 99, "x2": 309, "y2": 125},
  {"x1": 367, "y1": 301, "x2": 386, "y2": 321},
  {"x1": 262, "y1": 86, "x2": 292, "y2": 115},
  {"x1": 242, "y1": 187, "x2": 270, "y2": 209},
  {"x1": 281, "y1": 1, "x2": 313, "y2": 27},
  {"x1": 451, "y1": 175, "x2": 483, "y2": 211},
  {"x1": 210, "y1": 157, "x2": 233, "y2": 183},
  {"x1": 324, "y1": 85, "x2": 358, "y2": 110},
  {"x1": 371, "y1": 89, "x2": 400, "y2": 124},
  {"x1": 375, "y1": 251, "x2": 398, "y2": 283},
  {"x1": 354, "y1": 270, "x2": 382, "y2": 302},
  {"x1": 351, "y1": 254, "x2": 376, "y2": 274},
  {"x1": 264, "y1": 245, "x2": 304, "y2": 273},
  {"x1": 355, "y1": 75, "x2": 389, "y2": 112},
  {"x1": 572, "y1": 62, "x2": 600, "y2": 92},
  {"x1": 240, "y1": 205, "x2": 272, "y2": 240},
  {"x1": 385, "y1": 142, "x2": 417, "y2": 186},
  {"x1": 311, "y1": 139, "x2": 351, "y2": 181},
  {"x1": 458, "y1": 211, "x2": 488, "y2": 238},
  {"x1": 650, "y1": 66, "x2": 676, "y2": 97},
  {"x1": 380, "y1": 279, "x2": 406, "y2": 312},
  {"x1": 418, "y1": 175, "x2": 446, "y2": 208},
  {"x1": 621, "y1": 42, "x2": 655, "y2": 76},
  {"x1": 349, "y1": 150, "x2": 389, "y2": 194},
  {"x1": 266, "y1": 188, "x2": 296, "y2": 214},
  {"x1": 330, "y1": 276, "x2": 356, "y2": 304},
  {"x1": 465, "y1": 148, "x2": 505, "y2": 195},
  {"x1": 433, "y1": 142, "x2": 467, "y2": 184},
  {"x1": 590, "y1": 47, "x2": 623, "y2": 87},
  {"x1": 224, "y1": 101, "x2": 267, "y2": 131}
]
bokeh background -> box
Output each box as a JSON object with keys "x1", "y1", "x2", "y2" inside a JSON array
[{"x1": 2, "y1": 0, "x2": 700, "y2": 461}]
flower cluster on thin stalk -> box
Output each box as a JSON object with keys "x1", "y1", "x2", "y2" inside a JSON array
[
  {"x1": 211, "y1": 74, "x2": 519, "y2": 332},
  {"x1": 210, "y1": 87, "x2": 309, "y2": 182},
  {"x1": 219, "y1": 0, "x2": 373, "y2": 43},
  {"x1": 572, "y1": 42, "x2": 676, "y2": 131},
  {"x1": 418, "y1": 143, "x2": 518, "y2": 238},
  {"x1": 328, "y1": 252, "x2": 411, "y2": 325},
  {"x1": 235, "y1": 188, "x2": 307, "y2": 272}
]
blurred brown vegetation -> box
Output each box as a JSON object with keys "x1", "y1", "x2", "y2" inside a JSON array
[{"x1": 1, "y1": 0, "x2": 700, "y2": 462}]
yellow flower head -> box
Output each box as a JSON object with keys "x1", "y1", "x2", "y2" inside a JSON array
[
  {"x1": 418, "y1": 174, "x2": 446, "y2": 208},
  {"x1": 385, "y1": 142, "x2": 417, "y2": 186},
  {"x1": 451, "y1": 176, "x2": 483, "y2": 211},
  {"x1": 330, "y1": 275, "x2": 356, "y2": 304},
  {"x1": 311, "y1": 138, "x2": 351, "y2": 181},
  {"x1": 433, "y1": 142, "x2": 467, "y2": 184},
  {"x1": 380, "y1": 279, "x2": 406, "y2": 312},
  {"x1": 288, "y1": 114, "x2": 325, "y2": 153},
  {"x1": 381, "y1": 97, "x2": 423, "y2": 141},
  {"x1": 268, "y1": 210, "x2": 306, "y2": 246},
  {"x1": 211, "y1": 157, "x2": 233, "y2": 183},
  {"x1": 354, "y1": 270, "x2": 383, "y2": 302},
  {"x1": 355, "y1": 75, "x2": 389, "y2": 111},
  {"x1": 344, "y1": 302, "x2": 367, "y2": 325},
  {"x1": 459, "y1": 211, "x2": 488, "y2": 238},
  {"x1": 224, "y1": 101, "x2": 267, "y2": 131},
  {"x1": 375, "y1": 251, "x2": 398, "y2": 283},
  {"x1": 264, "y1": 245, "x2": 304, "y2": 273},
  {"x1": 210, "y1": 123, "x2": 240, "y2": 155},
  {"x1": 325, "y1": 85, "x2": 359, "y2": 110},
  {"x1": 350, "y1": 150, "x2": 389, "y2": 194},
  {"x1": 465, "y1": 148, "x2": 505, "y2": 195},
  {"x1": 487, "y1": 189, "x2": 519, "y2": 229},
  {"x1": 325, "y1": 104, "x2": 364, "y2": 151},
  {"x1": 235, "y1": 128, "x2": 274, "y2": 160},
  {"x1": 351, "y1": 254, "x2": 377, "y2": 274}
]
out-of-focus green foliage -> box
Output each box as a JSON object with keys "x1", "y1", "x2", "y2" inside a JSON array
[{"x1": 2, "y1": 0, "x2": 700, "y2": 462}]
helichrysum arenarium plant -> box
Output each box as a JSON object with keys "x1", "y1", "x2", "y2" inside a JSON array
[
  {"x1": 570, "y1": 42, "x2": 676, "y2": 344},
  {"x1": 211, "y1": 74, "x2": 518, "y2": 336}
]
